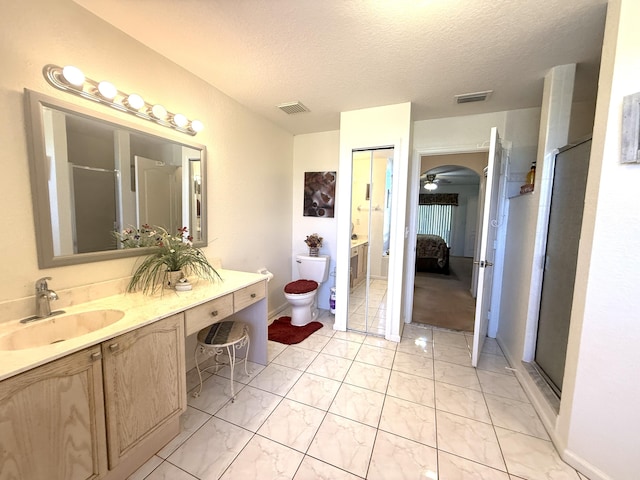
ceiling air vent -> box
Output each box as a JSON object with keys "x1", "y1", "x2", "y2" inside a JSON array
[
  {"x1": 455, "y1": 90, "x2": 493, "y2": 104},
  {"x1": 277, "y1": 101, "x2": 310, "y2": 115}
]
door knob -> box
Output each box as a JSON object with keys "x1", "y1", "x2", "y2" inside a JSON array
[{"x1": 474, "y1": 260, "x2": 494, "y2": 268}]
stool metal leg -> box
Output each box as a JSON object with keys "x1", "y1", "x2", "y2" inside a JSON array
[
  {"x1": 227, "y1": 343, "x2": 237, "y2": 402},
  {"x1": 192, "y1": 343, "x2": 225, "y2": 398},
  {"x1": 242, "y1": 334, "x2": 251, "y2": 377},
  {"x1": 193, "y1": 344, "x2": 204, "y2": 398}
]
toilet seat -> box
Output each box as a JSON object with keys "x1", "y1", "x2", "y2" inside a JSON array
[{"x1": 284, "y1": 279, "x2": 318, "y2": 295}]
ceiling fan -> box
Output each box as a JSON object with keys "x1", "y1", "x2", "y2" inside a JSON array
[{"x1": 422, "y1": 173, "x2": 450, "y2": 190}]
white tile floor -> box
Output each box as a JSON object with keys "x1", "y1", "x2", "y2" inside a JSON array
[
  {"x1": 348, "y1": 278, "x2": 388, "y2": 335},
  {"x1": 129, "y1": 310, "x2": 588, "y2": 480}
]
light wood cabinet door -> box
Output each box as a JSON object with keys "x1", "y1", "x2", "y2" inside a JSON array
[
  {"x1": 0, "y1": 346, "x2": 107, "y2": 480},
  {"x1": 357, "y1": 243, "x2": 369, "y2": 280},
  {"x1": 102, "y1": 313, "x2": 186, "y2": 470}
]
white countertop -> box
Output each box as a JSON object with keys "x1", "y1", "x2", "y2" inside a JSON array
[
  {"x1": 351, "y1": 238, "x2": 368, "y2": 248},
  {"x1": 0, "y1": 269, "x2": 266, "y2": 381}
]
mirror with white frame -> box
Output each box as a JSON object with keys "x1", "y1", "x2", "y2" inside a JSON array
[{"x1": 25, "y1": 89, "x2": 207, "y2": 268}]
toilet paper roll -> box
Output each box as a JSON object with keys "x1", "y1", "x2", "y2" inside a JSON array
[{"x1": 257, "y1": 268, "x2": 274, "y2": 282}]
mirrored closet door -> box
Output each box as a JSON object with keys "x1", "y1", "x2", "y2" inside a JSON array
[{"x1": 348, "y1": 147, "x2": 393, "y2": 335}]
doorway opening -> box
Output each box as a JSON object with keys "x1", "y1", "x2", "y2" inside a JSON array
[{"x1": 411, "y1": 153, "x2": 482, "y2": 332}]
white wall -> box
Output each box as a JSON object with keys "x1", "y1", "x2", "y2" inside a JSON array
[
  {"x1": 559, "y1": 1, "x2": 640, "y2": 478},
  {"x1": 414, "y1": 112, "x2": 507, "y2": 153},
  {"x1": 291, "y1": 131, "x2": 340, "y2": 311},
  {"x1": 0, "y1": 0, "x2": 293, "y2": 314}
]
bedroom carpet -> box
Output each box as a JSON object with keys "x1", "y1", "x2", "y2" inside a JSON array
[{"x1": 412, "y1": 256, "x2": 476, "y2": 332}]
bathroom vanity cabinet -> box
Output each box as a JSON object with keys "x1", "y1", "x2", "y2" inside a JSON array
[
  {"x1": 0, "y1": 269, "x2": 267, "y2": 480},
  {"x1": 0, "y1": 313, "x2": 185, "y2": 480},
  {"x1": 350, "y1": 241, "x2": 369, "y2": 289}
]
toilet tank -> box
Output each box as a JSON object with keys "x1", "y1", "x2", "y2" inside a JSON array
[{"x1": 296, "y1": 254, "x2": 330, "y2": 283}]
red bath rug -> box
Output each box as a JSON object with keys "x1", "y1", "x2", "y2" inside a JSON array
[{"x1": 268, "y1": 316, "x2": 323, "y2": 345}]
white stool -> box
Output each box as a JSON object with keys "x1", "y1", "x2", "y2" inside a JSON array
[{"x1": 192, "y1": 321, "x2": 250, "y2": 402}]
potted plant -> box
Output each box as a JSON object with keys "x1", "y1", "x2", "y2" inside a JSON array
[
  {"x1": 115, "y1": 225, "x2": 220, "y2": 294},
  {"x1": 304, "y1": 233, "x2": 323, "y2": 256}
]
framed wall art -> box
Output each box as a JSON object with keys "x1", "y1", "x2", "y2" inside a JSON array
[{"x1": 304, "y1": 171, "x2": 336, "y2": 217}]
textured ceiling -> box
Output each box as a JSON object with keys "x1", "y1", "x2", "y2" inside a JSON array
[{"x1": 73, "y1": 0, "x2": 607, "y2": 135}]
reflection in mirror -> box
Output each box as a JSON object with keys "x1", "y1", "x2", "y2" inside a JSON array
[
  {"x1": 26, "y1": 89, "x2": 206, "y2": 268},
  {"x1": 348, "y1": 147, "x2": 394, "y2": 335}
]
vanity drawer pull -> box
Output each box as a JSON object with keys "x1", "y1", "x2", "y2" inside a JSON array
[
  {"x1": 109, "y1": 343, "x2": 120, "y2": 352},
  {"x1": 91, "y1": 352, "x2": 102, "y2": 361},
  {"x1": 250, "y1": 293, "x2": 256, "y2": 298},
  {"x1": 211, "y1": 310, "x2": 219, "y2": 317}
]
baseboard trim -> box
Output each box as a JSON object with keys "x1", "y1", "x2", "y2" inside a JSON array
[
  {"x1": 268, "y1": 302, "x2": 289, "y2": 323},
  {"x1": 561, "y1": 448, "x2": 613, "y2": 480},
  {"x1": 496, "y1": 337, "x2": 561, "y2": 438},
  {"x1": 386, "y1": 333, "x2": 401, "y2": 342}
]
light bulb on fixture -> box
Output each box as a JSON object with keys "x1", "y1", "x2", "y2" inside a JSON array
[
  {"x1": 125, "y1": 93, "x2": 145, "y2": 111},
  {"x1": 61, "y1": 65, "x2": 85, "y2": 87},
  {"x1": 190, "y1": 120, "x2": 204, "y2": 132},
  {"x1": 97, "y1": 81, "x2": 117, "y2": 100},
  {"x1": 424, "y1": 174, "x2": 438, "y2": 190},
  {"x1": 151, "y1": 104, "x2": 168, "y2": 120},
  {"x1": 173, "y1": 113, "x2": 188, "y2": 128}
]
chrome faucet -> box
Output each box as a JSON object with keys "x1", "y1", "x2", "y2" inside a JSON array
[{"x1": 35, "y1": 277, "x2": 59, "y2": 318}]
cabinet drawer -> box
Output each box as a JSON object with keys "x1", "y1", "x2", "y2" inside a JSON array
[
  {"x1": 184, "y1": 294, "x2": 233, "y2": 336},
  {"x1": 234, "y1": 281, "x2": 266, "y2": 312}
]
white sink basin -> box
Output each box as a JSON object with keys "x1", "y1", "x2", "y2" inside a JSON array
[{"x1": 0, "y1": 309, "x2": 125, "y2": 351}]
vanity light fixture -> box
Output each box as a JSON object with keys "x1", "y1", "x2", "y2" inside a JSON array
[{"x1": 43, "y1": 64, "x2": 203, "y2": 136}]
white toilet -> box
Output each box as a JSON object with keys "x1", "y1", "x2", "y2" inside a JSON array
[{"x1": 284, "y1": 254, "x2": 330, "y2": 326}]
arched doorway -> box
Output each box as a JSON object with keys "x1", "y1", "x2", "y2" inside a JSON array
[{"x1": 413, "y1": 155, "x2": 481, "y2": 331}]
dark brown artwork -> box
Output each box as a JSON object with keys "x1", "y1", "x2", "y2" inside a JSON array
[{"x1": 304, "y1": 171, "x2": 336, "y2": 217}]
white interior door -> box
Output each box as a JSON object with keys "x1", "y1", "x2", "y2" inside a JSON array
[
  {"x1": 471, "y1": 127, "x2": 502, "y2": 367},
  {"x1": 135, "y1": 156, "x2": 181, "y2": 231}
]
